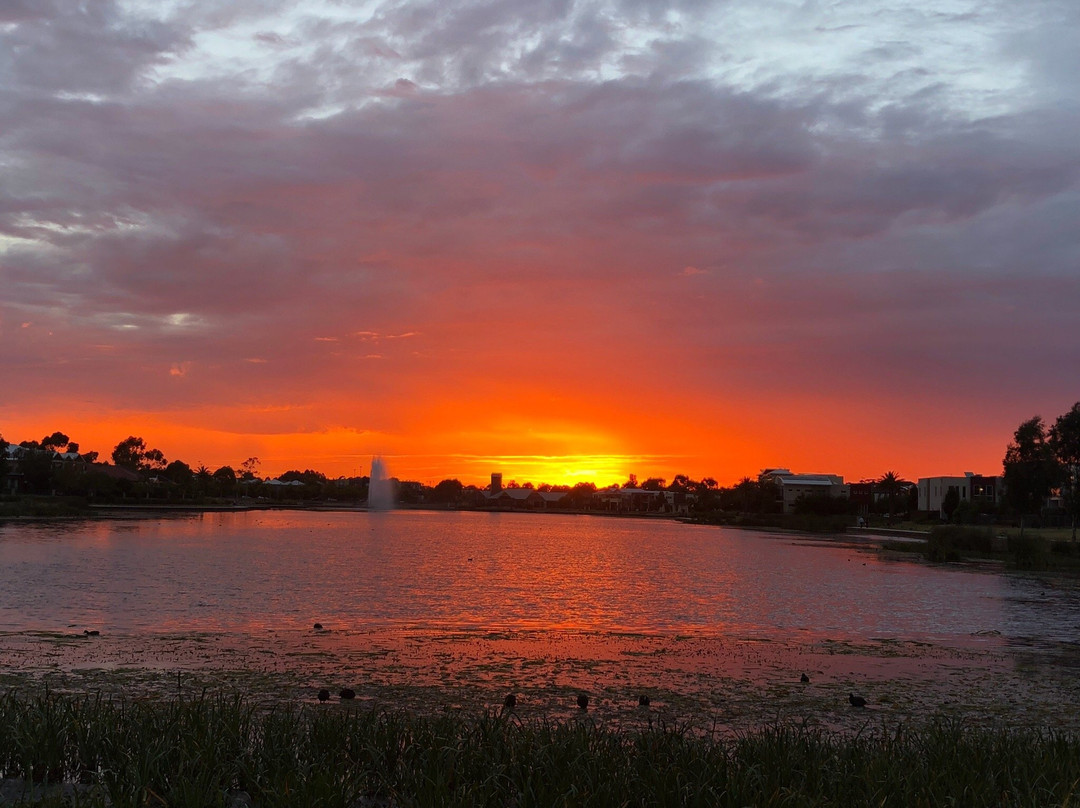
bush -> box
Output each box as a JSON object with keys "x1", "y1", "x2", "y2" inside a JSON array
[
  {"x1": 1009, "y1": 534, "x2": 1049, "y2": 569},
  {"x1": 926, "y1": 525, "x2": 994, "y2": 562},
  {"x1": 1051, "y1": 540, "x2": 1080, "y2": 558}
]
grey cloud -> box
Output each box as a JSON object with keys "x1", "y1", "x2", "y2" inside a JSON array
[{"x1": 1, "y1": 1, "x2": 192, "y2": 95}]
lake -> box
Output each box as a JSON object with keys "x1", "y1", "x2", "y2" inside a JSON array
[
  {"x1": 1, "y1": 509, "x2": 1075, "y2": 643},
  {"x1": 3, "y1": 510, "x2": 1080, "y2": 730}
]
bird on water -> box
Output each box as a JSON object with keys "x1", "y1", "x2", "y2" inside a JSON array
[
  {"x1": 317, "y1": 689, "x2": 330, "y2": 702},
  {"x1": 503, "y1": 693, "x2": 517, "y2": 710},
  {"x1": 638, "y1": 694, "x2": 650, "y2": 706},
  {"x1": 339, "y1": 688, "x2": 356, "y2": 700},
  {"x1": 577, "y1": 694, "x2": 589, "y2": 711},
  {"x1": 849, "y1": 692, "x2": 867, "y2": 707},
  {"x1": 801, "y1": 673, "x2": 810, "y2": 683}
]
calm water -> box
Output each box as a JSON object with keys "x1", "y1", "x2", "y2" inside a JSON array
[{"x1": 0, "y1": 510, "x2": 1076, "y2": 644}]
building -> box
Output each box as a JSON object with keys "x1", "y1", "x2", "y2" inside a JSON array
[
  {"x1": 917, "y1": 472, "x2": 1003, "y2": 517},
  {"x1": 762, "y1": 470, "x2": 849, "y2": 514},
  {"x1": 482, "y1": 488, "x2": 564, "y2": 509},
  {"x1": 490, "y1": 473, "x2": 503, "y2": 493}
]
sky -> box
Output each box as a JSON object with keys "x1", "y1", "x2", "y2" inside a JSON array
[{"x1": 1, "y1": 0, "x2": 1078, "y2": 486}]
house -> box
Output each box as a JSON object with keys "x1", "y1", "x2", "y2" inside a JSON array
[
  {"x1": 482, "y1": 488, "x2": 558, "y2": 509},
  {"x1": 3, "y1": 444, "x2": 25, "y2": 493},
  {"x1": 763, "y1": 470, "x2": 849, "y2": 514},
  {"x1": 594, "y1": 486, "x2": 664, "y2": 513},
  {"x1": 917, "y1": 473, "x2": 1003, "y2": 517}
]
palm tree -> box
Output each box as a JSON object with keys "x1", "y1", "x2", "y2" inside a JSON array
[{"x1": 876, "y1": 471, "x2": 911, "y2": 524}]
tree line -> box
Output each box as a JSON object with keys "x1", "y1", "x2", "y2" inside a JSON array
[
  {"x1": 1003, "y1": 402, "x2": 1080, "y2": 539},
  {"x1": 2, "y1": 402, "x2": 1079, "y2": 538}
]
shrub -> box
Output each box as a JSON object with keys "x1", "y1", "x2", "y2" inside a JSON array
[
  {"x1": 927, "y1": 525, "x2": 994, "y2": 561},
  {"x1": 1009, "y1": 534, "x2": 1049, "y2": 569}
]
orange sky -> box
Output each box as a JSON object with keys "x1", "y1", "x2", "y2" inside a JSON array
[{"x1": 2, "y1": 3, "x2": 1078, "y2": 487}]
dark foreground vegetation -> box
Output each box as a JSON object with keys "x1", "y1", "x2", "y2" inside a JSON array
[{"x1": 2, "y1": 692, "x2": 1080, "y2": 807}]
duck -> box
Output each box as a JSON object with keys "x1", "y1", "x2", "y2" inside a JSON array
[{"x1": 849, "y1": 692, "x2": 867, "y2": 707}]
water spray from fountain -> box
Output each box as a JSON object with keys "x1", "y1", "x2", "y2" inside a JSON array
[{"x1": 368, "y1": 456, "x2": 394, "y2": 511}]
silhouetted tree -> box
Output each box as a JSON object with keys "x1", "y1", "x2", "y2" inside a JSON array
[
  {"x1": 1004, "y1": 416, "x2": 1062, "y2": 537},
  {"x1": 112, "y1": 436, "x2": 146, "y2": 470},
  {"x1": 942, "y1": 487, "x2": 960, "y2": 521},
  {"x1": 562, "y1": 482, "x2": 597, "y2": 509},
  {"x1": 240, "y1": 457, "x2": 261, "y2": 481},
  {"x1": 40, "y1": 432, "x2": 70, "y2": 451},
  {"x1": 163, "y1": 460, "x2": 194, "y2": 497},
  {"x1": 431, "y1": 478, "x2": 464, "y2": 505},
  {"x1": 143, "y1": 448, "x2": 168, "y2": 472},
  {"x1": 211, "y1": 466, "x2": 237, "y2": 499},
  {"x1": 19, "y1": 450, "x2": 54, "y2": 494},
  {"x1": 669, "y1": 474, "x2": 693, "y2": 493},
  {"x1": 1050, "y1": 402, "x2": 1080, "y2": 540},
  {"x1": 876, "y1": 471, "x2": 911, "y2": 523}
]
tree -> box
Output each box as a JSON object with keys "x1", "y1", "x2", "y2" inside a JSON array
[
  {"x1": 240, "y1": 457, "x2": 261, "y2": 481},
  {"x1": 143, "y1": 448, "x2": 168, "y2": 472},
  {"x1": 213, "y1": 466, "x2": 237, "y2": 482},
  {"x1": 1050, "y1": 402, "x2": 1080, "y2": 541},
  {"x1": 19, "y1": 450, "x2": 54, "y2": 494},
  {"x1": 876, "y1": 471, "x2": 911, "y2": 523},
  {"x1": 942, "y1": 486, "x2": 960, "y2": 522},
  {"x1": 1003, "y1": 416, "x2": 1062, "y2": 538},
  {"x1": 0, "y1": 434, "x2": 9, "y2": 485},
  {"x1": 112, "y1": 436, "x2": 168, "y2": 473},
  {"x1": 40, "y1": 432, "x2": 71, "y2": 452},
  {"x1": 563, "y1": 482, "x2": 597, "y2": 509},
  {"x1": 164, "y1": 460, "x2": 193, "y2": 484},
  {"x1": 112, "y1": 436, "x2": 147, "y2": 470},
  {"x1": 431, "y1": 478, "x2": 464, "y2": 505},
  {"x1": 641, "y1": 477, "x2": 666, "y2": 491}
]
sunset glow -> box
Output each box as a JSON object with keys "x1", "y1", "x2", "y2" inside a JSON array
[{"x1": 2, "y1": 1, "x2": 1078, "y2": 485}]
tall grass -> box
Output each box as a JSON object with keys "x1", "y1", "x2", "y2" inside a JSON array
[{"x1": 1, "y1": 691, "x2": 1079, "y2": 807}]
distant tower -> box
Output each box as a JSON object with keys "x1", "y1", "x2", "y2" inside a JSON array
[{"x1": 491, "y1": 473, "x2": 503, "y2": 493}]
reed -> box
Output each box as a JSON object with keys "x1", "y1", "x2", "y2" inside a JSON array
[{"x1": 1, "y1": 691, "x2": 1078, "y2": 807}]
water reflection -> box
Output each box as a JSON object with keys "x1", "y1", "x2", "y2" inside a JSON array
[{"x1": 0, "y1": 511, "x2": 1075, "y2": 646}]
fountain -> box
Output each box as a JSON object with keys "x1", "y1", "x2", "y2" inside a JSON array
[{"x1": 367, "y1": 456, "x2": 394, "y2": 511}]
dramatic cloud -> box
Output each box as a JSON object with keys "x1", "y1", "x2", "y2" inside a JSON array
[{"x1": 1, "y1": 0, "x2": 1077, "y2": 483}]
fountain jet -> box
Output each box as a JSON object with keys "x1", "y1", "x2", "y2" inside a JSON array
[{"x1": 368, "y1": 456, "x2": 394, "y2": 511}]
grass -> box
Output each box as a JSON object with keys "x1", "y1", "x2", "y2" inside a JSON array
[
  {"x1": 2, "y1": 691, "x2": 1080, "y2": 807},
  {"x1": 0, "y1": 497, "x2": 90, "y2": 520}
]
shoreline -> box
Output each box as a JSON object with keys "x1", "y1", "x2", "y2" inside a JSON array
[{"x1": 3, "y1": 624, "x2": 1078, "y2": 735}]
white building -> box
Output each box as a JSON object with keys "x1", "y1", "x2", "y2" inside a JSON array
[{"x1": 917, "y1": 472, "x2": 1003, "y2": 517}]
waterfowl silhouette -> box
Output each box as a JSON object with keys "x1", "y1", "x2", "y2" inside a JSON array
[
  {"x1": 849, "y1": 692, "x2": 867, "y2": 707},
  {"x1": 577, "y1": 694, "x2": 589, "y2": 711},
  {"x1": 339, "y1": 688, "x2": 356, "y2": 700},
  {"x1": 317, "y1": 689, "x2": 330, "y2": 702},
  {"x1": 638, "y1": 694, "x2": 650, "y2": 706},
  {"x1": 801, "y1": 673, "x2": 810, "y2": 683},
  {"x1": 313, "y1": 623, "x2": 323, "y2": 631},
  {"x1": 503, "y1": 693, "x2": 517, "y2": 709}
]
